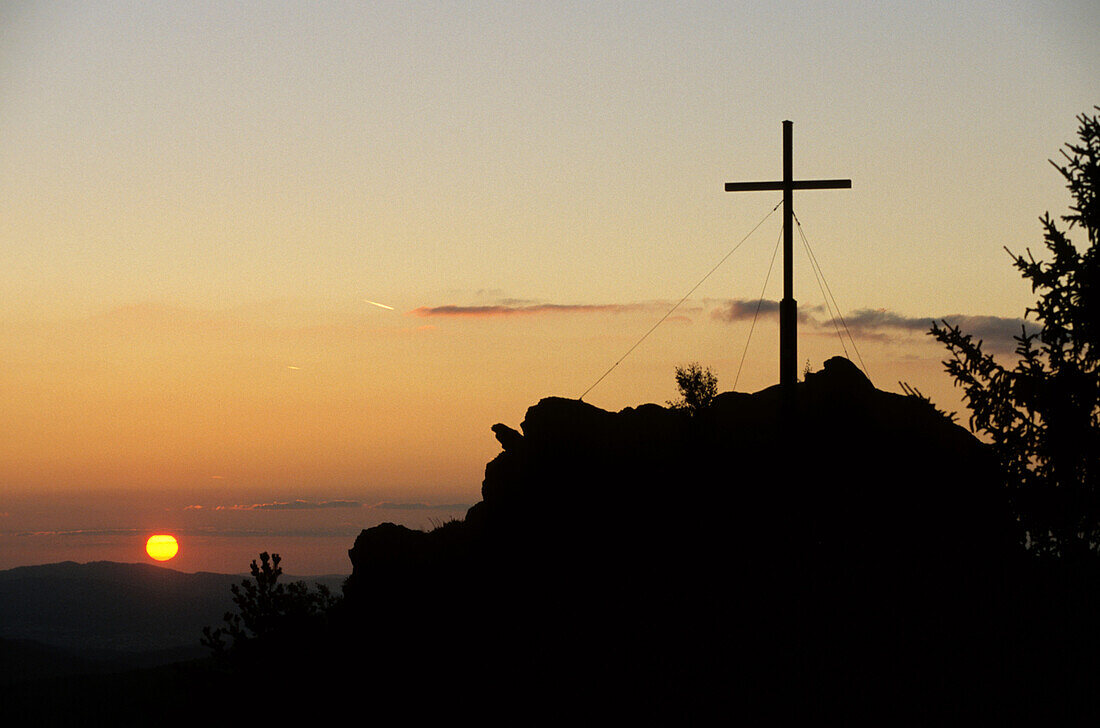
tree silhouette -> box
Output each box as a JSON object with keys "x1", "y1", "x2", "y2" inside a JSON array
[
  {"x1": 668, "y1": 362, "x2": 718, "y2": 415},
  {"x1": 930, "y1": 107, "x2": 1099, "y2": 559},
  {"x1": 201, "y1": 552, "x2": 339, "y2": 655}
]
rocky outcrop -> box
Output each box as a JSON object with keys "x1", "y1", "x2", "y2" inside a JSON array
[
  {"x1": 446, "y1": 356, "x2": 1007, "y2": 575},
  {"x1": 336, "y1": 357, "x2": 1026, "y2": 720}
]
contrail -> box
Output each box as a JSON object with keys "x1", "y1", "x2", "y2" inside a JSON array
[{"x1": 364, "y1": 299, "x2": 395, "y2": 310}]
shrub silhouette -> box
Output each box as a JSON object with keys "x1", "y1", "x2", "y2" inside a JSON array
[
  {"x1": 201, "y1": 552, "x2": 338, "y2": 657},
  {"x1": 668, "y1": 362, "x2": 718, "y2": 414}
]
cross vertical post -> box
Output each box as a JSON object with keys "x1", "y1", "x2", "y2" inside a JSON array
[
  {"x1": 724, "y1": 121, "x2": 850, "y2": 402},
  {"x1": 781, "y1": 120, "x2": 795, "y2": 392}
]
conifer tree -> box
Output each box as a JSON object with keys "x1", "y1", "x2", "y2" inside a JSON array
[
  {"x1": 202, "y1": 552, "x2": 338, "y2": 655},
  {"x1": 931, "y1": 108, "x2": 1099, "y2": 558}
]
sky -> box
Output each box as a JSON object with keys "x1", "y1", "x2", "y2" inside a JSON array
[{"x1": 1, "y1": 1, "x2": 1097, "y2": 574}]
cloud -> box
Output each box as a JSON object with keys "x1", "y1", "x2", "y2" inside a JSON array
[
  {"x1": 371, "y1": 501, "x2": 471, "y2": 511},
  {"x1": 927, "y1": 314, "x2": 1041, "y2": 342},
  {"x1": 219, "y1": 499, "x2": 365, "y2": 511},
  {"x1": 207, "y1": 499, "x2": 469, "y2": 513},
  {"x1": 185, "y1": 525, "x2": 364, "y2": 538},
  {"x1": 836, "y1": 310, "x2": 1040, "y2": 348},
  {"x1": 711, "y1": 298, "x2": 781, "y2": 321},
  {"x1": 820, "y1": 309, "x2": 936, "y2": 342},
  {"x1": 839, "y1": 309, "x2": 930, "y2": 333},
  {"x1": 708, "y1": 298, "x2": 1038, "y2": 351},
  {"x1": 710, "y1": 298, "x2": 823, "y2": 323},
  {"x1": 17, "y1": 528, "x2": 140, "y2": 537},
  {"x1": 84, "y1": 300, "x2": 425, "y2": 344},
  {"x1": 409, "y1": 302, "x2": 654, "y2": 318},
  {"x1": 16, "y1": 524, "x2": 371, "y2": 539}
]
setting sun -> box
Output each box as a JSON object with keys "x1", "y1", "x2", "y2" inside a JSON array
[{"x1": 145, "y1": 534, "x2": 179, "y2": 562}]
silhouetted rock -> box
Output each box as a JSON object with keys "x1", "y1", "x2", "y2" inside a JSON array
[{"x1": 332, "y1": 357, "x2": 1078, "y2": 720}]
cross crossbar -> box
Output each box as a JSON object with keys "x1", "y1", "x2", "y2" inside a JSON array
[
  {"x1": 725, "y1": 121, "x2": 850, "y2": 404},
  {"x1": 725, "y1": 179, "x2": 852, "y2": 192}
]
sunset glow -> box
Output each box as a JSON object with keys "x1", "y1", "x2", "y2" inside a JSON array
[
  {"x1": 0, "y1": 2, "x2": 1094, "y2": 575},
  {"x1": 145, "y1": 535, "x2": 179, "y2": 562}
]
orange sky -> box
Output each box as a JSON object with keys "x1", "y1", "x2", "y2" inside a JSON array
[{"x1": 1, "y1": 2, "x2": 1096, "y2": 573}]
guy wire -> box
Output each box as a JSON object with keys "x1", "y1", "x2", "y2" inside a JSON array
[
  {"x1": 579, "y1": 200, "x2": 782, "y2": 401},
  {"x1": 792, "y1": 211, "x2": 870, "y2": 380},
  {"x1": 733, "y1": 221, "x2": 784, "y2": 391}
]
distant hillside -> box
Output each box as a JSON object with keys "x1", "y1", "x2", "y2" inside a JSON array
[{"x1": 0, "y1": 560, "x2": 346, "y2": 685}]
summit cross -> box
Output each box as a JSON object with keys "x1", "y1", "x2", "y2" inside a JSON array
[{"x1": 725, "y1": 120, "x2": 850, "y2": 397}]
